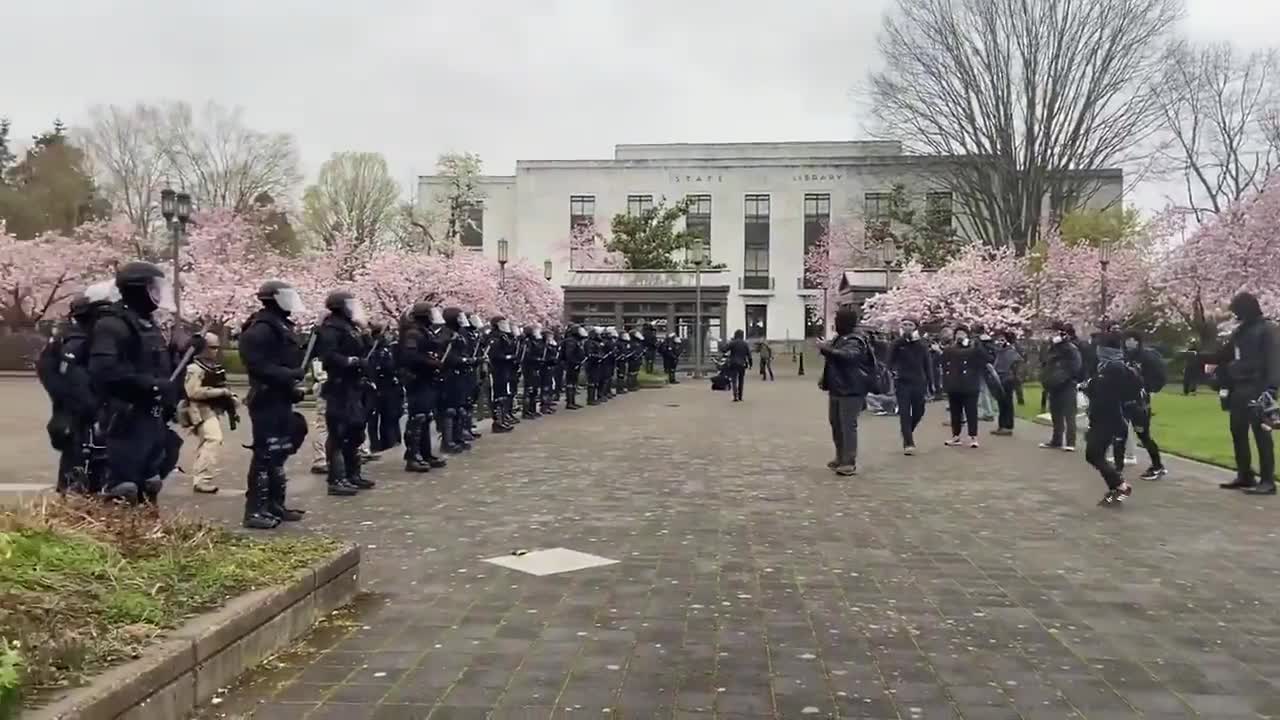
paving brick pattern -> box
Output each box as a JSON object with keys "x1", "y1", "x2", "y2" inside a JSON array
[{"x1": 6, "y1": 371, "x2": 1280, "y2": 719}]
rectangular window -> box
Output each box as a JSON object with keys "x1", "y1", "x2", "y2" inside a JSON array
[
  {"x1": 864, "y1": 191, "x2": 893, "y2": 226},
  {"x1": 627, "y1": 194, "x2": 654, "y2": 217},
  {"x1": 685, "y1": 194, "x2": 712, "y2": 261},
  {"x1": 745, "y1": 304, "x2": 768, "y2": 339},
  {"x1": 569, "y1": 195, "x2": 596, "y2": 230},
  {"x1": 460, "y1": 203, "x2": 483, "y2": 248},
  {"x1": 926, "y1": 191, "x2": 954, "y2": 229},
  {"x1": 803, "y1": 193, "x2": 831, "y2": 289},
  {"x1": 743, "y1": 194, "x2": 770, "y2": 288}
]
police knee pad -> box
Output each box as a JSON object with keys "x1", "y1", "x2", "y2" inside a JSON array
[{"x1": 102, "y1": 481, "x2": 139, "y2": 504}]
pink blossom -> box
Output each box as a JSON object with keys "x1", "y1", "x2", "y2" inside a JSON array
[{"x1": 863, "y1": 246, "x2": 1033, "y2": 333}]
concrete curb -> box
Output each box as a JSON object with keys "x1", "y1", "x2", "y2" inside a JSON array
[
  {"x1": 27, "y1": 544, "x2": 361, "y2": 720},
  {"x1": 1024, "y1": 414, "x2": 1232, "y2": 477}
]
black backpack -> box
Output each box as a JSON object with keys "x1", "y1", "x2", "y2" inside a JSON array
[{"x1": 1137, "y1": 348, "x2": 1167, "y2": 393}]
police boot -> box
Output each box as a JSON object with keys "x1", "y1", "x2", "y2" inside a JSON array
[
  {"x1": 566, "y1": 386, "x2": 580, "y2": 410},
  {"x1": 267, "y1": 466, "x2": 305, "y2": 521},
  {"x1": 521, "y1": 395, "x2": 538, "y2": 420},
  {"x1": 419, "y1": 425, "x2": 448, "y2": 468},
  {"x1": 343, "y1": 443, "x2": 375, "y2": 489},
  {"x1": 101, "y1": 480, "x2": 140, "y2": 505},
  {"x1": 326, "y1": 450, "x2": 359, "y2": 496},
  {"x1": 586, "y1": 385, "x2": 597, "y2": 406},
  {"x1": 506, "y1": 397, "x2": 521, "y2": 423},
  {"x1": 465, "y1": 409, "x2": 482, "y2": 439},
  {"x1": 458, "y1": 410, "x2": 477, "y2": 443},
  {"x1": 440, "y1": 410, "x2": 466, "y2": 453},
  {"x1": 243, "y1": 466, "x2": 281, "y2": 529},
  {"x1": 403, "y1": 416, "x2": 432, "y2": 472}
]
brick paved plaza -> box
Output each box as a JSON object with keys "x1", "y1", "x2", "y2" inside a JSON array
[{"x1": 6, "y1": 371, "x2": 1280, "y2": 719}]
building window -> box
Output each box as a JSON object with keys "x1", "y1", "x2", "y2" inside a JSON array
[
  {"x1": 459, "y1": 203, "x2": 483, "y2": 248},
  {"x1": 745, "y1": 304, "x2": 768, "y2": 340},
  {"x1": 570, "y1": 195, "x2": 596, "y2": 230},
  {"x1": 743, "y1": 194, "x2": 770, "y2": 289},
  {"x1": 803, "y1": 193, "x2": 831, "y2": 289},
  {"x1": 627, "y1": 194, "x2": 654, "y2": 217},
  {"x1": 685, "y1": 194, "x2": 712, "y2": 260},
  {"x1": 864, "y1": 192, "x2": 893, "y2": 226},
  {"x1": 926, "y1": 191, "x2": 953, "y2": 229}
]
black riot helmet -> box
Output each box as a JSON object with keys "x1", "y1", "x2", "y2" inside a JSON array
[
  {"x1": 443, "y1": 307, "x2": 465, "y2": 329},
  {"x1": 490, "y1": 315, "x2": 512, "y2": 335},
  {"x1": 256, "y1": 280, "x2": 304, "y2": 316},
  {"x1": 410, "y1": 301, "x2": 434, "y2": 323},
  {"x1": 588, "y1": 326, "x2": 600, "y2": 339},
  {"x1": 325, "y1": 290, "x2": 368, "y2": 325},
  {"x1": 115, "y1": 261, "x2": 173, "y2": 314},
  {"x1": 70, "y1": 280, "x2": 121, "y2": 322}
]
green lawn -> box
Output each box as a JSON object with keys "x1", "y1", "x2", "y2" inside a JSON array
[{"x1": 1015, "y1": 383, "x2": 1232, "y2": 467}]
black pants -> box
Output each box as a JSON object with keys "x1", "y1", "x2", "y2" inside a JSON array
[
  {"x1": 105, "y1": 406, "x2": 180, "y2": 501},
  {"x1": 1086, "y1": 422, "x2": 1126, "y2": 490},
  {"x1": 1121, "y1": 403, "x2": 1163, "y2": 470},
  {"x1": 947, "y1": 392, "x2": 978, "y2": 438},
  {"x1": 325, "y1": 390, "x2": 366, "y2": 483},
  {"x1": 759, "y1": 359, "x2": 774, "y2": 381},
  {"x1": 248, "y1": 399, "x2": 297, "y2": 513},
  {"x1": 367, "y1": 386, "x2": 403, "y2": 451},
  {"x1": 996, "y1": 379, "x2": 1015, "y2": 430},
  {"x1": 1047, "y1": 384, "x2": 1078, "y2": 447},
  {"x1": 1014, "y1": 381, "x2": 1024, "y2": 406},
  {"x1": 1230, "y1": 400, "x2": 1276, "y2": 483},
  {"x1": 1183, "y1": 377, "x2": 1198, "y2": 395},
  {"x1": 896, "y1": 382, "x2": 927, "y2": 446},
  {"x1": 828, "y1": 395, "x2": 863, "y2": 466},
  {"x1": 729, "y1": 365, "x2": 747, "y2": 400}
]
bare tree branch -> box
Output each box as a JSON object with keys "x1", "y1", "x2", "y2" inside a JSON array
[{"x1": 866, "y1": 0, "x2": 1181, "y2": 254}]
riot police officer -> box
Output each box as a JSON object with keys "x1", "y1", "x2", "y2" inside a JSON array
[
  {"x1": 239, "y1": 280, "x2": 315, "y2": 528},
  {"x1": 399, "y1": 303, "x2": 448, "y2": 472},
  {"x1": 366, "y1": 322, "x2": 403, "y2": 452},
  {"x1": 316, "y1": 290, "x2": 375, "y2": 494},
  {"x1": 521, "y1": 324, "x2": 545, "y2": 419},
  {"x1": 661, "y1": 333, "x2": 682, "y2": 384},
  {"x1": 439, "y1": 307, "x2": 472, "y2": 453},
  {"x1": 465, "y1": 313, "x2": 488, "y2": 433},
  {"x1": 628, "y1": 329, "x2": 645, "y2": 390},
  {"x1": 614, "y1": 328, "x2": 631, "y2": 395},
  {"x1": 540, "y1": 328, "x2": 559, "y2": 414},
  {"x1": 38, "y1": 281, "x2": 119, "y2": 494},
  {"x1": 486, "y1": 316, "x2": 517, "y2": 432},
  {"x1": 584, "y1": 326, "x2": 605, "y2": 405},
  {"x1": 562, "y1": 324, "x2": 587, "y2": 410},
  {"x1": 642, "y1": 323, "x2": 658, "y2": 375},
  {"x1": 88, "y1": 262, "x2": 182, "y2": 504}
]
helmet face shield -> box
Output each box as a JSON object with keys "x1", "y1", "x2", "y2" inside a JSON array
[
  {"x1": 498, "y1": 319, "x2": 512, "y2": 334},
  {"x1": 274, "y1": 287, "x2": 305, "y2": 314},
  {"x1": 344, "y1": 298, "x2": 367, "y2": 326},
  {"x1": 148, "y1": 276, "x2": 176, "y2": 312},
  {"x1": 458, "y1": 314, "x2": 471, "y2": 329},
  {"x1": 84, "y1": 280, "x2": 121, "y2": 305},
  {"x1": 577, "y1": 326, "x2": 588, "y2": 338},
  {"x1": 430, "y1": 307, "x2": 445, "y2": 325}
]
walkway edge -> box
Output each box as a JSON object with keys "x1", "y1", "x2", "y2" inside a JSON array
[
  {"x1": 26, "y1": 543, "x2": 361, "y2": 720},
  {"x1": 1026, "y1": 415, "x2": 1232, "y2": 477}
]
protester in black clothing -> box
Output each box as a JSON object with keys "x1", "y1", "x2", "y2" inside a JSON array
[
  {"x1": 1040, "y1": 323, "x2": 1083, "y2": 451},
  {"x1": 818, "y1": 308, "x2": 876, "y2": 475},
  {"x1": 1122, "y1": 330, "x2": 1167, "y2": 481},
  {"x1": 991, "y1": 332, "x2": 1023, "y2": 435},
  {"x1": 942, "y1": 326, "x2": 984, "y2": 448},
  {"x1": 1084, "y1": 333, "x2": 1144, "y2": 507},
  {"x1": 1215, "y1": 292, "x2": 1280, "y2": 494},
  {"x1": 888, "y1": 318, "x2": 931, "y2": 454},
  {"x1": 724, "y1": 330, "x2": 752, "y2": 401},
  {"x1": 1182, "y1": 344, "x2": 1201, "y2": 395}
]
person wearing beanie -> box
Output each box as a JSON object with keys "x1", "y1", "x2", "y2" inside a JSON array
[
  {"x1": 818, "y1": 308, "x2": 876, "y2": 475},
  {"x1": 888, "y1": 317, "x2": 932, "y2": 454}
]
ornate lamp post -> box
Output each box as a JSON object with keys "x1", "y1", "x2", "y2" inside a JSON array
[
  {"x1": 1098, "y1": 243, "x2": 1114, "y2": 324},
  {"x1": 690, "y1": 241, "x2": 707, "y2": 378},
  {"x1": 497, "y1": 238, "x2": 509, "y2": 286},
  {"x1": 160, "y1": 188, "x2": 192, "y2": 321},
  {"x1": 543, "y1": 259, "x2": 552, "y2": 282}
]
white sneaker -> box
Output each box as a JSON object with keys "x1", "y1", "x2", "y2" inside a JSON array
[
  {"x1": 1063, "y1": 445, "x2": 1076, "y2": 452},
  {"x1": 945, "y1": 437, "x2": 963, "y2": 447},
  {"x1": 969, "y1": 438, "x2": 980, "y2": 449},
  {"x1": 903, "y1": 446, "x2": 916, "y2": 456}
]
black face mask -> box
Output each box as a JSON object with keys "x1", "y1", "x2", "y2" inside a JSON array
[{"x1": 121, "y1": 285, "x2": 158, "y2": 315}]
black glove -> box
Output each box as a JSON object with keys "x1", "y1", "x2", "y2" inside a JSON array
[
  {"x1": 288, "y1": 367, "x2": 307, "y2": 382},
  {"x1": 154, "y1": 379, "x2": 179, "y2": 407},
  {"x1": 291, "y1": 386, "x2": 306, "y2": 403},
  {"x1": 347, "y1": 356, "x2": 365, "y2": 370}
]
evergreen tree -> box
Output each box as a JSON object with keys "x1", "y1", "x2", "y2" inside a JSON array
[{"x1": 0, "y1": 118, "x2": 15, "y2": 183}]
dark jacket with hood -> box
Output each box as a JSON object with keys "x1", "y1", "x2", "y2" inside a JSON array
[
  {"x1": 1041, "y1": 338, "x2": 1082, "y2": 390},
  {"x1": 941, "y1": 340, "x2": 985, "y2": 395},
  {"x1": 888, "y1": 334, "x2": 932, "y2": 386},
  {"x1": 1085, "y1": 340, "x2": 1144, "y2": 430},
  {"x1": 1217, "y1": 292, "x2": 1280, "y2": 403},
  {"x1": 820, "y1": 314, "x2": 876, "y2": 397}
]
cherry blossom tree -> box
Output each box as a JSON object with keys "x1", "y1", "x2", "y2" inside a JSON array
[
  {"x1": 862, "y1": 246, "x2": 1033, "y2": 333},
  {"x1": 802, "y1": 223, "x2": 884, "y2": 331},
  {"x1": 0, "y1": 225, "x2": 118, "y2": 329},
  {"x1": 495, "y1": 258, "x2": 563, "y2": 326},
  {"x1": 1151, "y1": 181, "x2": 1280, "y2": 343},
  {"x1": 555, "y1": 222, "x2": 622, "y2": 271},
  {"x1": 1035, "y1": 223, "x2": 1155, "y2": 332}
]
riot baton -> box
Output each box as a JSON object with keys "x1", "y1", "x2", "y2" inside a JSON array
[
  {"x1": 168, "y1": 323, "x2": 212, "y2": 382},
  {"x1": 298, "y1": 330, "x2": 320, "y2": 372}
]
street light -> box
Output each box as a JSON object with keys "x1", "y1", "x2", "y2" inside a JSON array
[
  {"x1": 1098, "y1": 243, "x2": 1114, "y2": 325},
  {"x1": 690, "y1": 241, "x2": 707, "y2": 379},
  {"x1": 497, "y1": 238, "x2": 509, "y2": 285},
  {"x1": 880, "y1": 240, "x2": 898, "y2": 288},
  {"x1": 160, "y1": 187, "x2": 193, "y2": 321},
  {"x1": 543, "y1": 259, "x2": 552, "y2": 282}
]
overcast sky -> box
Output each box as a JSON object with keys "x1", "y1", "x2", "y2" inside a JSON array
[{"x1": 5, "y1": 0, "x2": 1280, "y2": 208}]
